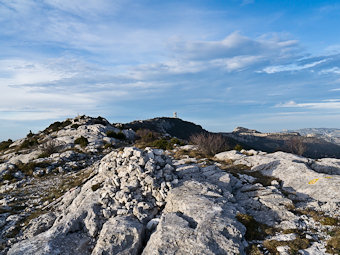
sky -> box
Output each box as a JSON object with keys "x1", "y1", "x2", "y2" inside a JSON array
[{"x1": 1, "y1": 0, "x2": 340, "y2": 141}]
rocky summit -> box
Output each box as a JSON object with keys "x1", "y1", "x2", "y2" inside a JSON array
[{"x1": 1, "y1": 116, "x2": 340, "y2": 255}]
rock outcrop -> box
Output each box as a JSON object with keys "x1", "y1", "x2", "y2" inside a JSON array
[
  {"x1": 7, "y1": 147, "x2": 247, "y2": 255},
  {"x1": 1, "y1": 116, "x2": 340, "y2": 255}
]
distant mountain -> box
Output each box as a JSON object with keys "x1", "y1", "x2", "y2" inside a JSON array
[
  {"x1": 287, "y1": 128, "x2": 340, "y2": 145},
  {"x1": 221, "y1": 127, "x2": 340, "y2": 159}
]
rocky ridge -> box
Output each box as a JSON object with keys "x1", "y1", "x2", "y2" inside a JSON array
[
  {"x1": 223, "y1": 127, "x2": 340, "y2": 159},
  {"x1": 0, "y1": 116, "x2": 340, "y2": 254},
  {"x1": 290, "y1": 128, "x2": 340, "y2": 146}
]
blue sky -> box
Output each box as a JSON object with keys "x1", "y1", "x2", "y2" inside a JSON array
[{"x1": 1, "y1": 0, "x2": 340, "y2": 141}]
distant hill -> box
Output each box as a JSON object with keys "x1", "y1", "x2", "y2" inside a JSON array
[
  {"x1": 118, "y1": 117, "x2": 249, "y2": 150},
  {"x1": 221, "y1": 127, "x2": 340, "y2": 159},
  {"x1": 287, "y1": 128, "x2": 340, "y2": 146},
  {"x1": 118, "y1": 117, "x2": 207, "y2": 140}
]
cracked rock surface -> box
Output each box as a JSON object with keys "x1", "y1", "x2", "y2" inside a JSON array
[{"x1": 3, "y1": 146, "x2": 340, "y2": 255}]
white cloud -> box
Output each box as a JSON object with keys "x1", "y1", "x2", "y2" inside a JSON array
[
  {"x1": 0, "y1": 59, "x2": 77, "y2": 86},
  {"x1": 171, "y1": 32, "x2": 300, "y2": 63},
  {"x1": 262, "y1": 59, "x2": 328, "y2": 74},
  {"x1": 276, "y1": 99, "x2": 340, "y2": 109},
  {"x1": 319, "y1": 67, "x2": 340, "y2": 74},
  {"x1": 44, "y1": 0, "x2": 121, "y2": 17}
]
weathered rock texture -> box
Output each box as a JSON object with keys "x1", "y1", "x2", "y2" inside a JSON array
[
  {"x1": 2, "y1": 131, "x2": 340, "y2": 255},
  {"x1": 6, "y1": 147, "x2": 249, "y2": 255}
]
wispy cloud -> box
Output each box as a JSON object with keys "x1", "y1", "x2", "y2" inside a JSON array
[
  {"x1": 276, "y1": 99, "x2": 340, "y2": 109},
  {"x1": 170, "y1": 32, "x2": 300, "y2": 62},
  {"x1": 319, "y1": 67, "x2": 340, "y2": 74},
  {"x1": 262, "y1": 59, "x2": 328, "y2": 74}
]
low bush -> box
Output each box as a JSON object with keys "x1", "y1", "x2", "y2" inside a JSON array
[
  {"x1": 38, "y1": 140, "x2": 59, "y2": 158},
  {"x1": 44, "y1": 120, "x2": 72, "y2": 133},
  {"x1": 152, "y1": 139, "x2": 170, "y2": 150},
  {"x1": 103, "y1": 143, "x2": 114, "y2": 150},
  {"x1": 236, "y1": 213, "x2": 276, "y2": 241},
  {"x1": 234, "y1": 144, "x2": 243, "y2": 151},
  {"x1": 74, "y1": 136, "x2": 89, "y2": 148},
  {"x1": 327, "y1": 228, "x2": 340, "y2": 254},
  {"x1": 15, "y1": 161, "x2": 50, "y2": 176},
  {"x1": 2, "y1": 172, "x2": 15, "y2": 181},
  {"x1": 170, "y1": 137, "x2": 186, "y2": 146},
  {"x1": 106, "y1": 131, "x2": 126, "y2": 140},
  {"x1": 135, "y1": 129, "x2": 160, "y2": 143},
  {"x1": 152, "y1": 138, "x2": 186, "y2": 150},
  {"x1": 0, "y1": 139, "x2": 13, "y2": 151},
  {"x1": 91, "y1": 182, "x2": 102, "y2": 192},
  {"x1": 71, "y1": 124, "x2": 80, "y2": 129},
  {"x1": 19, "y1": 138, "x2": 39, "y2": 150},
  {"x1": 190, "y1": 133, "x2": 228, "y2": 157},
  {"x1": 93, "y1": 116, "x2": 107, "y2": 125}
]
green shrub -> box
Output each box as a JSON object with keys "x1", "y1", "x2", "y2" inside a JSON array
[
  {"x1": 91, "y1": 182, "x2": 102, "y2": 191},
  {"x1": 74, "y1": 136, "x2": 89, "y2": 147},
  {"x1": 0, "y1": 139, "x2": 13, "y2": 151},
  {"x1": 103, "y1": 143, "x2": 114, "y2": 149},
  {"x1": 44, "y1": 120, "x2": 72, "y2": 133},
  {"x1": 327, "y1": 228, "x2": 340, "y2": 254},
  {"x1": 106, "y1": 131, "x2": 126, "y2": 140},
  {"x1": 170, "y1": 137, "x2": 186, "y2": 146},
  {"x1": 236, "y1": 213, "x2": 276, "y2": 241},
  {"x1": 20, "y1": 138, "x2": 39, "y2": 150},
  {"x1": 152, "y1": 139, "x2": 170, "y2": 150},
  {"x1": 2, "y1": 172, "x2": 14, "y2": 181},
  {"x1": 234, "y1": 144, "x2": 243, "y2": 151},
  {"x1": 15, "y1": 161, "x2": 50, "y2": 176},
  {"x1": 38, "y1": 140, "x2": 59, "y2": 158},
  {"x1": 93, "y1": 116, "x2": 107, "y2": 125},
  {"x1": 136, "y1": 129, "x2": 160, "y2": 143},
  {"x1": 71, "y1": 124, "x2": 80, "y2": 129}
]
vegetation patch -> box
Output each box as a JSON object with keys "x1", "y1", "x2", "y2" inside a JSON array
[
  {"x1": 173, "y1": 148, "x2": 208, "y2": 160},
  {"x1": 19, "y1": 137, "x2": 39, "y2": 150},
  {"x1": 263, "y1": 237, "x2": 310, "y2": 255},
  {"x1": 74, "y1": 136, "x2": 89, "y2": 148},
  {"x1": 44, "y1": 120, "x2": 72, "y2": 133},
  {"x1": 91, "y1": 182, "x2": 102, "y2": 192},
  {"x1": 135, "y1": 129, "x2": 160, "y2": 144},
  {"x1": 106, "y1": 130, "x2": 126, "y2": 140},
  {"x1": 247, "y1": 245, "x2": 263, "y2": 255},
  {"x1": 135, "y1": 129, "x2": 186, "y2": 150},
  {"x1": 234, "y1": 144, "x2": 243, "y2": 151},
  {"x1": 219, "y1": 163, "x2": 281, "y2": 187},
  {"x1": 236, "y1": 213, "x2": 277, "y2": 241},
  {"x1": 103, "y1": 142, "x2": 114, "y2": 150},
  {"x1": 2, "y1": 172, "x2": 15, "y2": 181},
  {"x1": 71, "y1": 124, "x2": 80, "y2": 129},
  {"x1": 38, "y1": 140, "x2": 59, "y2": 158},
  {"x1": 0, "y1": 139, "x2": 13, "y2": 151},
  {"x1": 326, "y1": 228, "x2": 340, "y2": 254},
  {"x1": 190, "y1": 133, "x2": 231, "y2": 157},
  {"x1": 15, "y1": 161, "x2": 51, "y2": 176},
  {"x1": 93, "y1": 116, "x2": 107, "y2": 125},
  {"x1": 297, "y1": 209, "x2": 340, "y2": 226},
  {"x1": 42, "y1": 169, "x2": 92, "y2": 203}
]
